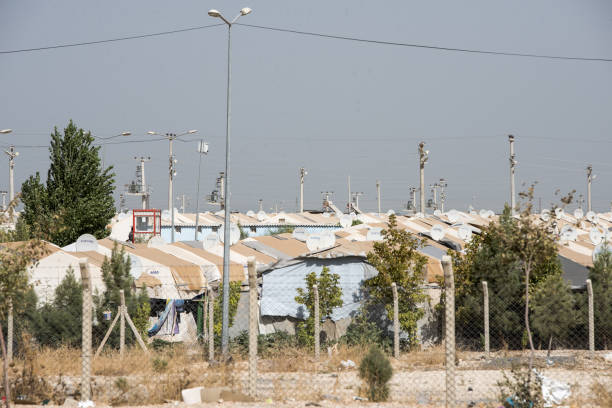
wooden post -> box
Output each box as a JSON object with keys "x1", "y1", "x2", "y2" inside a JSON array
[
  {"x1": 586, "y1": 279, "x2": 594, "y2": 355},
  {"x1": 120, "y1": 289, "x2": 126, "y2": 356},
  {"x1": 482, "y1": 281, "x2": 490, "y2": 358},
  {"x1": 208, "y1": 287, "x2": 214, "y2": 362},
  {"x1": 391, "y1": 282, "x2": 399, "y2": 359},
  {"x1": 313, "y1": 284, "x2": 320, "y2": 360},
  {"x1": 79, "y1": 260, "x2": 92, "y2": 401},
  {"x1": 248, "y1": 258, "x2": 258, "y2": 398},
  {"x1": 442, "y1": 256, "x2": 456, "y2": 408},
  {"x1": 6, "y1": 301, "x2": 12, "y2": 363}
]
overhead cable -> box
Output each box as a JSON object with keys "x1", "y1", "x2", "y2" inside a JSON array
[
  {"x1": 0, "y1": 23, "x2": 223, "y2": 55},
  {"x1": 237, "y1": 23, "x2": 612, "y2": 63}
]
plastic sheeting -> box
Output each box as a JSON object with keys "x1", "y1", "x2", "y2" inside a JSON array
[{"x1": 260, "y1": 257, "x2": 378, "y2": 321}]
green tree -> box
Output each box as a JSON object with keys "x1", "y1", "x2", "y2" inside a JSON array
[
  {"x1": 365, "y1": 214, "x2": 428, "y2": 348},
  {"x1": 295, "y1": 266, "x2": 343, "y2": 346},
  {"x1": 452, "y1": 203, "x2": 563, "y2": 350},
  {"x1": 531, "y1": 274, "x2": 575, "y2": 356},
  {"x1": 34, "y1": 268, "x2": 83, "y2": 348},
  {"x1": 589, "y1": 248, "x2": 612, "y2": 348},
  {"x1": 213, "y1": 281, "x2": 242, "y2": 338},
  {"x1": 94, "y1": 243, "x2": 149, "y2": 347},
  {"x1": 20, "y1": 120, "x2": 116, "y2": 246}
]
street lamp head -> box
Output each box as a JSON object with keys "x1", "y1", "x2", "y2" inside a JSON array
[
  {"x1": 0, "y1": 129, "x2": 12, "y2": 134},
  {"x1": 121, "y1": 131, "x2": 132, "y2": 136},
  {"x1": 240, "y1": 7, "x2": 252, "y2": 16},
  {"x1": 188, "y1": 129, "x2": 198, "y2": 134},
  {"x1": 147, "y1": 131, "x2": 157, "y2": 135},
  {"x1": 208, "y1": 9, "x2": 221, "y2": 17}
]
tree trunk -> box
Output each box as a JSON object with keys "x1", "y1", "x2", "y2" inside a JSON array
[
  {"x1": 0, "y1": 320, "x2": 10, "y2": 408},
  {"x1": 547, "y1": 335, "x2": 553, "y2": 359},
  {"x1": 524, "y1": 263, "x2": 535, "y2": 372}
]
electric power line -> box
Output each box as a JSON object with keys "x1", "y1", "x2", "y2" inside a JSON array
[
  {"x1": 0, "y1": 22, "x2": 610, "y2": 63},
  {"x1": 236, "y1": 23, "x2": 612, "y2": 63},
  {"x1": 0, "y1": 23, "x2": 223, "y2": 55}
]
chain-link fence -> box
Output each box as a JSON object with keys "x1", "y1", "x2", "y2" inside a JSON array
[{"x1": 1, "y1": 258, "x2": 611, "y2": 406}]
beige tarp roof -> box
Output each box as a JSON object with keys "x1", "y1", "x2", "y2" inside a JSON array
[
  {"x1": 172, "y1": 242, "x2": 244, "y2": 282},
  {"x1": 98, "y1": 239, "x2": 205, "y2": 291},
  {"x1": 252, "y1": 234, "x2": 309, "y2": 257},
  {"x1": 231, "y1": 242, "x2": 277, "y2": 265}
]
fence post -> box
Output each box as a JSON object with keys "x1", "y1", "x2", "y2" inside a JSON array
[
  {"x1": 119, "y1": 289, "x2": 126, "y2": 357},
  {"x1": 313, "y1": 284, "x2": 320, "y2": 360},
  {"x1": 442, "y1": 255, "x2": 456, "y2": 408},
  {"x1": 586, "y1": 279, "x2": 594, "y2": 355},
  {"x1": 482, "y1": 281, "x2": 490, "y2": 358},
  {"x1": 208, "y1": 287, "x2": 214, "y2": 362},
  {"x1": 7, "y1": 300, "x2": 13, "y2": 363},
  {"x1": 79, "y1": 259, "x2": 92, "y2": 401},
  {"x1": 391, "y1": 282, "x2": 399, "y2": 359},
  {"x1": 248, "y1": 258, "x2": 258, "y2": 399}
]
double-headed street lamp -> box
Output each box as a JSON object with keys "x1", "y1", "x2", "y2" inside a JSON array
[
  {"x1": 208, "y1": 6, "x2": 252, "y2": 356},
  {"x1": 0, "y1": 129, "x2": 17, "y2": 204},
  {"x1": 148, "y1": 129, "x2": 198, "y2": 243},
  {"x1": 98, "y1": 131, "x2": 131, "y2": 169}
]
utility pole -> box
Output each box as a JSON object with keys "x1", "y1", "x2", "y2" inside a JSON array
[
  {"x1": 587, "y1": 165, "x2": 594, "y2": 212},
  {"x1": 177, "y1": 194, "x2": 188, "y2": 214},
  {"x1": 418, "y1": 142, "x2": 428, "y2": 214},
  {"x1": 148, "y1": 129, "x2": 197, "y2": 244},
  {"x1": 376, "y1": 180, "x2": 381, "y2": 215},
  {"x1": 439, "y1": 178, "x2": 447, "y2": 212},
  {"x1": 119, "y1": 193, "x2": 125, "y2": 213},
  {"x1": 509, "y1": 135, "x2": 516, "y2": 215},
  {"x1": 408, "y1": 187, "x2": 417, "y2": 211},
  {"x1": 351, "y1": 192, "x2": 364, "y2": 210},
  {"x1": 0, "y1": 191, "x2": 6, "y2": 211},
  {"x1": 430, "y1": 183, "x2": 438, "y2": 210},
  {"x1": 258, "y1": 199, "x2": 263, "y2": 212},
  {"x1": 347, "y1": 175, "x2": 352, "y2": 213},
  {"x1": 194, "y1": 140, "x2": 208, "y2": 241},
  {"x1": 135, "y1": 156, "x2": 151, "y2": 209},
  {"x1": 4, "y1": 145, "x2": 19, "y2": 203},
  {"x1": 299, "y1": 167, "x2": 307, "y2": 213}
]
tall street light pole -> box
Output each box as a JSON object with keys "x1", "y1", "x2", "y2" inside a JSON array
[
  {"x1": 208, "y1": 6, "x2": 252, "y2": 356},
  {"x1": 194, "y1": 140, "x2": 209, "y2": 240},
  {"x1": 149, "y1": 130, "x2": 198, "y2": 243}
]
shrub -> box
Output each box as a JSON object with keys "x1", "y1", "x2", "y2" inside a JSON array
[
  {"x1": 497, "y1": 366, "x2": 544, "y2": 408},
  {"x1": 152, "y1": 357, "x2": 168, "y2": 373},
  {"x1": 359, "y1": 345, "x2": 393, "y2": 402}
]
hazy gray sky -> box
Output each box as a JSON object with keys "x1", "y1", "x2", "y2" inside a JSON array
[{"x1": 1, "y1": 0, "x2": 611, "y2": 214}]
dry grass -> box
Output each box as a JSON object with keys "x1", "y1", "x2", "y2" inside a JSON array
[{"x1": 590, "y1": 380, "x2": 612, "y2": 407}]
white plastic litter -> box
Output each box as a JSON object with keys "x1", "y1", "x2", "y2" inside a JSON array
[
  {"x1": 604, "y1": 352, "x2": 612, "y2": 363},
  {"x1": 181, "y1": 386, "x2": 204, "y2": 404},
  {"x1": 340, "y1": 359, "x2": 356, "y2": 369},
  {"x1": 78, "y1": 401, "x2": 94, "y2": 408},
  {"x1": 537, "y1": 371, "x2": 571, "y2": 406}
]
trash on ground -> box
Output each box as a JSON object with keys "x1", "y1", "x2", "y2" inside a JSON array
[
  {"x1": 536, "y1": 371, "x2": 571, "y2": 406},
  {"x1": 77, "y1": 401, "x2": 94, "y2": 408},
  {"x1": 340, "y1": 359, "x2": 356, "y2": 369}
]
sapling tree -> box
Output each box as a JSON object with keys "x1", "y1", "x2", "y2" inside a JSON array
[
  {"x1": 366, "y1": 214, "x2": 428, "y2": 348},
  {"x1": 295, "y1": 266, "x2": 343, "y2": 346}
]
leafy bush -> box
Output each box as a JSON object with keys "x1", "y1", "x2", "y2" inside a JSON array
[
  {"x1": 342, "y1": 306, "x2": 389, "y2": 350},
  {"x1": 213, "y1": 281, "x2": 242, "y2": 338},
  {"x1": 152, "y1": 357, "x2": 168, "y2": 373},
  {"x1": 295, "y1": 266, "x2": 343, "y2": 347},
  {"x1": 359, "y1": 345, "x2": 393, "y2": 402}
]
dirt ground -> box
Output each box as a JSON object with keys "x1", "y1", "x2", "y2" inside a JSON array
[{"x1": 7, "y1": 348, "x2": 612, "y2": 407}]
